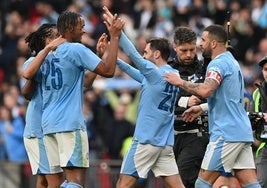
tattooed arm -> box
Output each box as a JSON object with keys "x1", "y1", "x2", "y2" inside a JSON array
[{"x1": 164, "y1": 72, "x2": 219, "y2": 99}]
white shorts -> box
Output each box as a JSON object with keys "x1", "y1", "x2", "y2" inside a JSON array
[
  {"x1": 120, "y1": 138, "x2": 179, "y2": 178},
  {"x1": 201, "y1": 137, "x2": 255, "y2": 173},
  {"x1": 24, "y1": 137, "x2": 62, "y2": 175},
  {"x1": 43, "y1": 129, "x2": 89, "y2": 168}
]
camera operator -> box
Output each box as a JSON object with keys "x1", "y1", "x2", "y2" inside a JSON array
[{"x1": 253, "y1": 56, "x2": 267, "y2": 188}]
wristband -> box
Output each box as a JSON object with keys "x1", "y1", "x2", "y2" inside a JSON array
[{"x1": 199, "y1": 103, "x2": 208, "y2": 112}]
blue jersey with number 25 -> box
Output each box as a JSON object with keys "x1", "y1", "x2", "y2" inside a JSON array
[{"x1": 40, "y1": 42, "x2": 101, "y2": 135}]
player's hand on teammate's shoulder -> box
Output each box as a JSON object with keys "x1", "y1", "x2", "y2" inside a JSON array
[
  {"x1": 46, "y1": 35, "x2": 66, "y2": 51},
  {"x1": 163, "y1": 72, "x2": 183, "y2": 87}
]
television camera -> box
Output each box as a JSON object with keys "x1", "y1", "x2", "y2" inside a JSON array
[{"x1": 247, "y1": 112, "x2": 267, "y2": 141}]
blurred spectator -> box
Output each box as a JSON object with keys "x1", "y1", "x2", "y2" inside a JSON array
[
  {"x1": 208, "y1": 0, "x2": 227, "y2": 25},
  {"x1": 231, "y1": 7, "x2": 265, "y2": 63},
  {"x1": 254, "y1": 38, "x2": 267, "y2": 63},
  {"x1": 105, "y1": 103, "x2": 135, "y2": 160},
  {"x1": 257, "y1": 1, "x2": 267, "y2": 30},
  {"x1": 105, "y1": 89, "x2": 140, "y2": 125},
  {"x1": 152, "y1": 0, "x2": 174, "y2": 41},
  {"x1": 241, "y1": 63, "x2": 261, "y2": 95},
  {"x1": 16, "y1": 56, "x2": 27, "y2": 89},
  {"x1": 133, "y1": 0, "x2": 157, "y2": 34},
  {"x1": 0, "y1": 114, "x2": 7, "y2": 160},
  {"x1": 251, "y1": 0, "x2": 265, "y2": 26},
  {"x1": 113, "y1": 0, "x2": 137, "y2": 16},
  {"x1": 83, "y1": 91, "x2": 104, "y2": 158},
  {"x1": 84, "y1": 86, "x2": 114, "y2": 157},
  {"x1": 34, "y1": 0, "x2": 59, "y2": 25},
  {"x1": 134, "y1": 31, "x2": 152, "y2": 55},
  {"x1": 0, "y1": 9, "x2": 28, "y2": 84},
  {"x1": 172, "y1": 0, "x2": 191, "y2": 26},
  {"x1": 67, "y1": 0, "x2": 95, "y2": 48},
  {"x1": 0, "y1": 105, "x2": 27, "y2": 163},
  {"x1": 188, "y1": 5, "x2": 213, "y2": 37}
]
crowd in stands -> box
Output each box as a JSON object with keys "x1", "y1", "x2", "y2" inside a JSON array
[{"x1": 0, "y1": 0, "x2": 267, "y2": 186}]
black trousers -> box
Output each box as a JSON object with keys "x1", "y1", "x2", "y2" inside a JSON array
[{"x1": 174, "y1": 132, "x2": 209, "y2": 188}]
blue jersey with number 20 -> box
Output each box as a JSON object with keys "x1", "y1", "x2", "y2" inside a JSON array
[{"x1": 118, "y1": 32, "x2": 179, "y2": 147}]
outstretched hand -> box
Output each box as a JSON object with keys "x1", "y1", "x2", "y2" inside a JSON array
[
  {"x1": 96, "y1": 33, "x2": 109, "y2": 57},
  {"x1": 182, "y1": 105, "x2": 203, "y2": 122},
  {"x1": 102, "y1": 6, "x2": 124, "y2": 38},
  {"x1": 46, "y1": 35, "x2": 66, "y2": 51},
  {"x1": 103, "y1": 6, "x2": 114, "y2": 25}
]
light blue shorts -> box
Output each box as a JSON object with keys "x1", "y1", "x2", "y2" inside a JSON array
[
  {"x1": 120, "y1": 138, "x2": 179, "y2": 178},
  {"x1": 43, "y1": 129, "x2": 89, "y2": 168},
  {"x1": 201, "y1": 137, "x2": 255, "y2": 173},
  {"x1": 24, "y1": 137, "x2": 62, "y2": 175}
]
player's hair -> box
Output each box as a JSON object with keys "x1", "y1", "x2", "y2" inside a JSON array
[
  {"x1": 25, "y1": 23, "x2": 57, "y2": 55},
  {"x1": 146, "y1": 37, "x2": 171, "y2": 61},
  {"x1": 57, "y1": 10, "x2": 82, "y2": 35},
  {"x1": 173, "y1": 26, "x2": 197, "y2": 45},
  {"x1": 204, "y1": 24, "x2": 227, "y2": 44}
]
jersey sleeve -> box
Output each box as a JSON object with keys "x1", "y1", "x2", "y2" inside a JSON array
[
  {"x1": 22, "y1": 57, "x2": 42, "y2": 83},
  {"x1": 119, "y1": 32, "x2": 162, "y2": 83},
  {"x1": 70, "y1": 43, "x2": 101, "y2": 71},
  {"x1": 206, "y1": 60, "x2": 223, "y2": 85},
  {"x1": 117, "y1": 59, "x2": 144, "y2": 83}
]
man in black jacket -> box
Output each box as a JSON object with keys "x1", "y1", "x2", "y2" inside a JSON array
[{"x1": 168, "y1": 26, "x2": 209, "y2": 188}]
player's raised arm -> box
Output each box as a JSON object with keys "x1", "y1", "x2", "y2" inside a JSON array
[{"x1": 93, "y1": 12, "x2": 125, "y2": 77}]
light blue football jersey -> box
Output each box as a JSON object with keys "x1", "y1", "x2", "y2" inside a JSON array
[
  {"x1": 206, "y1": 51, "x2": 253, "y2": 142},
  {"x1": 118, "y1": 32, "x2": 179, "y2": 146},
  {"x1": 40, "y1": 42, "x2": 101, "y2": 134},
  {"x1": 22, "y1": 57, "x2": 43, "y2": 138}
]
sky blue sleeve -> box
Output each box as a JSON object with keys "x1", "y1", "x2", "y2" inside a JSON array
[
  {"x1": 71, "y1": 43, "x2": 101, "y2": 71},
  {"x1": 22, "y1": 57, "x2": 33, "y2": 72},
  {"x1": 22, "y1": 57, "x2": 41, "y2": 83},
  {"x1": 119, "y1": 32, "x2": 161, "y2": 83},
  {"x1": 117, "y1": 59, "x2": 144, "y2": 83},
  {"x1": 119, "y1": 32, "x2": 145, "y2": 70}
]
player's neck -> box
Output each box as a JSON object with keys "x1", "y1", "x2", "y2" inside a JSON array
[{"x1": 156, "y1": 60, "x2": 167, "y2": 67}]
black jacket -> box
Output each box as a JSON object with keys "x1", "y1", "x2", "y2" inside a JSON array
[
  {"x1": 258, "y1": 81, "x2": 267, "y2": 113},
  {"x1": 168, "y1": 56, "x2": 209, "y2": 131}
]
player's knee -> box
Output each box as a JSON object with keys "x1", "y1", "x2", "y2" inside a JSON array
[{"x1": 195, "y1": 177, "x2": 212, "y2": 188}]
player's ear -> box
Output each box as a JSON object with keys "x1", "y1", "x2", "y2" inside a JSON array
[{"x1": 154, "y1": 50, "x2": 161, "y2": 59}]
